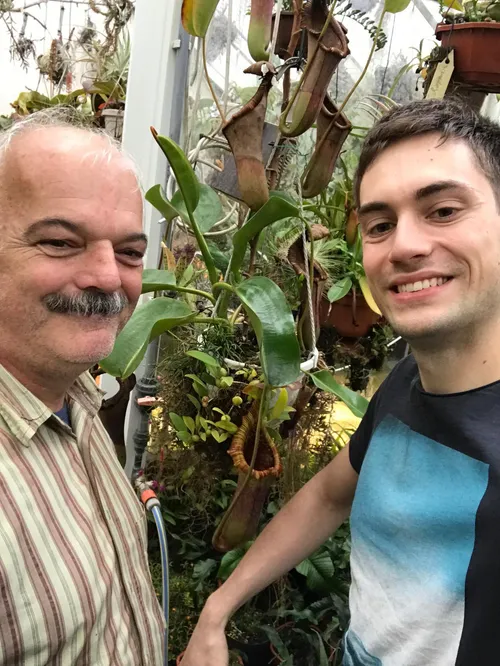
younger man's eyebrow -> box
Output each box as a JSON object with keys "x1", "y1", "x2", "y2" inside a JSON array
[
  {"x1": 414, "y1": 180, "x2": 469, "y2": 201},
  {"x1": 357, "y1": 201, "x2": 392, "y2": 218},
  {"x1": 357, "y1": 180, "x2": 473, "y2": 220}
]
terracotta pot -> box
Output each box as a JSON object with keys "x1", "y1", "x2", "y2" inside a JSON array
[
  {"x1": 436, "y1": 22, "x2": 500, "y2": 91},
  {"x1": 319, "y1": 292, "x2": 380, "y2": 338}
]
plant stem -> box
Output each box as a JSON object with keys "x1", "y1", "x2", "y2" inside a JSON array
[
  {"x1": 213, "y1": 282, "x2": 235, "y2": 319},
  {"x1": 229, "y1": 303, "x2": 243, "y2": 325},
  {"x1": 336, "y1": 10, "x2": 386, "y2": 117},
  {"x1": 248, "y1": 235, "x2": 259, "y2": 276},
  {"x1": 157, "y1": 284, "x2": 216, "y2": 303},
  {"x1": 192, "y1": 316, "x2": 231, "y2": 327},
  {"x1": 212, "y1": 281, "x2": 235, "y2": 294},
  {"x1": 216, "y1": 290, "x2": 232, "y2": 319},
  {"x1": 187, "y1": 209, "x2": 219, "y2": 286},
  {"x1": 202, "y1": 36, "x2": 226, "y2": 123}
]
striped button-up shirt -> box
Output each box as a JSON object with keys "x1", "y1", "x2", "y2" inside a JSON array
[{"x1": 0, "y1": 364, "x2": 165, "y2": 665}]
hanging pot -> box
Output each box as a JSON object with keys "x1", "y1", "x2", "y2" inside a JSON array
[
  {"x1": 271, "y1": 10, "x2": 303, "y2": 59},
  {"x1": 320, "y1": 291, "x2": 380, "y2": 338},
  {"x1": 436, "y1": 22, "x2": 500, "y2": 91}
]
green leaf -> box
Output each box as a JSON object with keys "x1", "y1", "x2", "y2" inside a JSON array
[
  {"x1": 171, "y1": 184, "x2": 223, "y2": 233},
  {"x1": 183, "y1": 416, "x2": 196, "y2": 434},
  {"x1": 193, "y1": 558, "x2": 218, "y2": 591},
  {"x1": 314, "y1": 630, "x2": 329, "y2": 666},
  {"x1": 229, "y1": 195, "x2": 299, "y2": 280},
  {"x1": 219, "y1": 376, "x2": 234, "y2": 388},
  {"x1": 169, "y1": 412, "x2": 186, "y2": 432},
  {"x1": 185, "y1": 374, "x2": 208, "y2": 388},
  {"x1": 296, "y1": 550, "x2": 334, "y2": 590},
  {"x1": 177, "y1": 431, "x2": 193, "y2": 443},
  {"x1": 145, "y1": 184, "x2": 181, "y2": 222},
  {"x1": 215, "y1": 420, "x2": 238, "y2": 433},
  {"x1": 384, "y1": 0, "x2": 411, "y2": 12},
  {"x1": 217, "y1": 542, "x2": 253, "y2": 580},
  {"x1": 211, "y1": 430, "x2": 229, "y2": 443},
  {"x1": 141, "y1": 268, "x2": 176, "y2": 294},
  {"x1": 212, "y1": 407, "x2": 225, "y2": 416},
  {"x1": 261, "y1": 626, "x2": 292, "y2": 662},
  {"x1": 439, "y1": 0, "x2": 463, "y2": 8},
  {"x1": 199, "y1": 416, "x2": 209, "y2": 430},
  {"x1": 179, "y1": 263, "x2": 195, "y2": 287},
  {"x1": 309, "y1": 370, "x2": 369, "y2": 418},
  {"x1": 327, "y1": 277, "x2": 352, "y2": 303},
  {"x1": 186, "y1": 350, "x2": 220, "y2": 367},
  {"x1": 270, "y1": 387, "x2": 289, "y2": 421},
  {"x1": 235, "y1": 277, "x2": 301, "y2": 387},
  {"x1": 152, "y1": 133, "x2": 200, "y2": 215},
  {"x1": 207, "y1": 242, "x2": 230, "y2": 273},
  {"x1": 99, "y1": 298, "x2": 195, "y2": 377},
  {"x1": 187, "y1": 394, "x2": 201, "y2": 411},
  {"x1": 193, "y1": 382, "x2": 209, "y2": 398}
]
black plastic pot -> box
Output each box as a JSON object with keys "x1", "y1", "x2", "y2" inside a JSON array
[{"x1": 227, "y1": 637, "x2": 275, "y2": 666}]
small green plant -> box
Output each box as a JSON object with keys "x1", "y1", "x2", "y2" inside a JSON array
[
  {"x1": 168, "y1": 350, "x2": 240, "y2": 445},
  {"x1": 436, "y1": 0, "x2": 500, "y2": 21}
]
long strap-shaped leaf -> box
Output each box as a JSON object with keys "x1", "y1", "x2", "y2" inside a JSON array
[
  {"x1": 99, "y1": 298, "x2": 196, "y2": 378},
  {"x1": 309, "y1": 370, "x2": 369, "y2": 418},
  {"x1": 229, "y1": 194, "x2": 299, "y2": 281},
  {"x1": 235, "y1": 276, "x2": 301, "y2": 387},
  {"x1": 151, "y1": 129, "x2": 217, "y2": 284}
]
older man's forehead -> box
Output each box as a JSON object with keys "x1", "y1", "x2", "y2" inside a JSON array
[
  {"x1": 0, "y1": 127, "x2": 143, "y2": 241},
  {"x1": 1, "y1": 127, "x2": 139, "y2": 201}
]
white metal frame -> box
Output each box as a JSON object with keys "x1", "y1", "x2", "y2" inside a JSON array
[{"x1": 99, "y1": 0, "x2": 186, "y2": 477}]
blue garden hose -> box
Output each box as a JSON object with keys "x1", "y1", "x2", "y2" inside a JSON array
[
  {"x1": 152, "y1": 503, "x2": 170, "y2": 664},
  {"x1": 138, "y1": 485, "x2": 170, "y2": 666}
]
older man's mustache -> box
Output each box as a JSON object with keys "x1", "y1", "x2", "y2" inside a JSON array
[{"x1": 43, "y1": 290, "x2": 129, "y2": 317}]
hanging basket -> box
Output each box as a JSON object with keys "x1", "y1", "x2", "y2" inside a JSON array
[{"x1": 436, "y1": 22, "x2": 500, "y2": 91}]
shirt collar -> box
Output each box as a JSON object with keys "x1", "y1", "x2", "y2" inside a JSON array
[{"x1": 0, "y1": 364, "x2": 105, "y2": 447}]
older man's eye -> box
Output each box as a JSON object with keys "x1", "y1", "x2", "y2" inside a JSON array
[
  {"x1": 117, "y1": 248, "x2": 145, "y2": 265},
  {"x1": 38, "y1": 239, "x2": 74, "y2": 248}
]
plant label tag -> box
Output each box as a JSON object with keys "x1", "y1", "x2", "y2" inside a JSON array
[{"x1": 426, "y1": 51, "x2": 455, "y2": 100}]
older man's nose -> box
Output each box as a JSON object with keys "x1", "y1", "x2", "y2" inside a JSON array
[{"x1": 73, "y1": 244, "x2": 123, "y2": 294}]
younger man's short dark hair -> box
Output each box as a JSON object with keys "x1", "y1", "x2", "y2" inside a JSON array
[{"x1": 354, "y1": 98, "x2": 500, "y2": 208}]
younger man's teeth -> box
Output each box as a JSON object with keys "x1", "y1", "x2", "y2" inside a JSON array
[{"x1": 397, "y1": 277, "x2": 447, "y2": 293}]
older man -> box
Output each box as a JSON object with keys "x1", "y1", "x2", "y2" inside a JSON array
[{"x1": 0, "y1": 111, "x2": 164, "y2": 664}]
